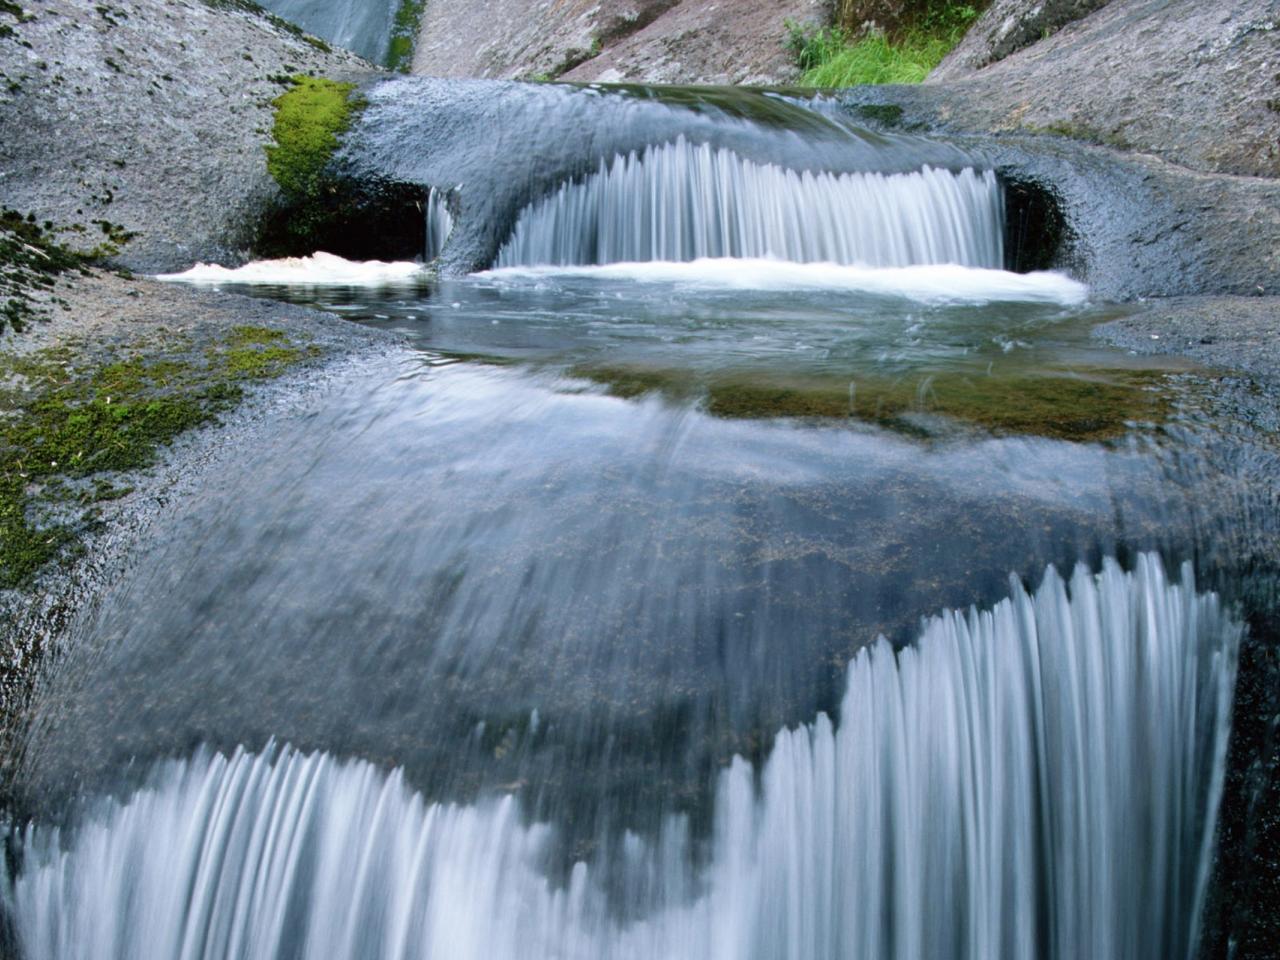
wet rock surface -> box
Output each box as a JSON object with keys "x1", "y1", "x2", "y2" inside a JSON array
[
  {"x1": 1092, "y1": 291, "x2": 1280, "y2": 960},
  {"x1": 0, "y1": 269, "x2": 403, "y2": 799},
  {"x1": 1093, "y1": 296, "x2": 1280, "y2": 383},
  {"x1": 0, "y1": 0, "x2": 374, "y2": 274}
]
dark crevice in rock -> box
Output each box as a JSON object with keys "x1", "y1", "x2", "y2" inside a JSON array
[
  {"x1": 255, "y1": 178, "x2": 426, "y2": 261},
  {"x1": 1000, "y1": 175, "x2": 1071, "y2": 274},
  {"x1": 1201, "y1": 604, "x2": 1280, "y2": 960}
]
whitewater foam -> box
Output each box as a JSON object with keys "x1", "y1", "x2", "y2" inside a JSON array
[
  {"x1": 481, "y1": 259, "x2": 1088, "y2": 306},
  {"x1": 156, "y1": 252, "x2": 429, "y2": 287}
]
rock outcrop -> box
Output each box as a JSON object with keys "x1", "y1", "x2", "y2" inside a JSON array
[
  {"x1": 930, "y1": 0, "x2": 1113, "y2": 76},
  {"x1": 411, "y1": 0, "x2": 828, "y2": 85},
  {"x1": 926, "y1": 0, "x2": 1278, "y2": 179},
  {"x1": 0, "y1": 0, "x2": 375, "y2": 273}
]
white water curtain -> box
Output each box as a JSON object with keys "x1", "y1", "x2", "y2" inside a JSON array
[
  {"x1": 9, "y1": 555, "x2": 1237, "y2": 960},
  {"x1": 496, "y1": 137, "x2": 1005, "y2": 269}
]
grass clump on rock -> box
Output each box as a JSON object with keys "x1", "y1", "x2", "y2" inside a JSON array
[{"x1": 788, "y1": 2, "x2": 983, "y2": 87}]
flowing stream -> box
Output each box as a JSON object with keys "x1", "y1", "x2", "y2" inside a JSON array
[{"x1": 6, "y1": 83, "x2": 1273, "y2": 960}]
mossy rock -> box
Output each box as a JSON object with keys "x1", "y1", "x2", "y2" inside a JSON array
[
  {"x1": 0, "y1": 210, "x2": 90, "y2": 334},
  {"x1": 387, "y1": 0, "x2": 425, "y2": 73},
  {"x1": 258, "y1": 76, "x2": 425, "y2": 261},
  {"x1": 0, "y1": 326, "x2": 315, "y2": 589},
  {"x1": 266, "y1": 75, "x2": 360, "y2": 198}
]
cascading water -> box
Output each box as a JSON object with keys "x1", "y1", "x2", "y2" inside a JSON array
[
  {"x1": 7, "y1": 555, "x2": 1238, "y2": 960},
  {"x1": 256, "y1": 0, "x2": 401, "y2": 64},
  {"x1": 425, "y1": 187, "x2": 455, "y2": 262},
  {"x1": 11, "y1": 78, "x2": 1271, "y2": 960},
  {"x1": 493, "y1": 137, "x2": 1004, "y2": 269}
]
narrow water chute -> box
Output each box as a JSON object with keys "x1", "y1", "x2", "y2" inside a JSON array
[{"x1": 425, "y1": 186, "x2": 454, "y2": 261}]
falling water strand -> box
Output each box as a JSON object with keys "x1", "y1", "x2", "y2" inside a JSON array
[
  {"x1": 494, "y1": 137, "x2": 1005, "y2": 269},
  {"x1": 425, "y1": 186, "x2": 454, "y2": 261},
  {"x1": 6, "y1": 555, "x2": 1237, "y2": 960}
]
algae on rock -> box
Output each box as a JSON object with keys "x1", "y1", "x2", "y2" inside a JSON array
[{"x1": 0, "y1": 324, "x2": 313, "y2": 589}]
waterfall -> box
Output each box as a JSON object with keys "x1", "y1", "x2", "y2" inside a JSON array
[
  {"x1": 494, "y1": 137, "x2": 1005, "y2": 269},
  {"x1": 5, "y1": 555, "x2": 1237, "y2": 960},
  {"x1": 256, "y1": 0, "x2": 401, "y2": 64}
]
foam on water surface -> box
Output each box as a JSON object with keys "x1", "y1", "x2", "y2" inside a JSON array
[
  {"x1": 156, "y1": 252, "x2": 428, "y2": 287},
  {"x1": 481, "y1": 259, "x2": 1088, "y2": 306}
]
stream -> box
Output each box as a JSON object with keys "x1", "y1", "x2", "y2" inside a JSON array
[{"x1": 5, "y1": 83, "x2": 1277, "y2": 960}]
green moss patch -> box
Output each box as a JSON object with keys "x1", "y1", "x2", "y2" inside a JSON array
[
  {"x1": 266, "y1": 75, "x2": 361, "y2": 198},
  {"x1": 387, "y1": 0, "x2": 425, "y2": 73},
  {"x1": 0, "y1": 326, "x2": 315, "y2": 589},
  {"x1": 573, "y1": 364, "x2": 1172, "y2": 442}
]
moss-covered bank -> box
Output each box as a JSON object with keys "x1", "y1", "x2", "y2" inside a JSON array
[{"x1": 0, "y1": 324, "x2": 313, "y2": 589}]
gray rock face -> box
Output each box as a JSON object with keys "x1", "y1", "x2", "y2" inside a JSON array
[
  {"x1": 931, "y1": 0, "x2": 1113, "y2": 77},
  {"x1": 924, "y1": 0, "x2": 1279, "y2": 178},
  {"x1": 559, "y1": 0, "x2": 829, "y2": 85},
  {"x1": 0, "y1": 0, "x2": 373, "y2": 273},
  {"x1": 412, "y1": 0, "x2": 827, "y2": 85}
]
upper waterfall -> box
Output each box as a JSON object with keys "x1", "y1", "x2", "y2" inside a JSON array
[
  {"x1": 494, "y1": 137, "x2": 1005, "y2": 269},
  {"x1": 257, "y1": 0, "x2": 401, "y2": 64}
]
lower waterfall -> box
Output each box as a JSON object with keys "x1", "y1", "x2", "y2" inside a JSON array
[
  {"x1": 5, "y1": 554, "x2": 1237, "y2": 960},
  {"x1": 493, "y1": 137, "x2": 1005, "y2": 269}
]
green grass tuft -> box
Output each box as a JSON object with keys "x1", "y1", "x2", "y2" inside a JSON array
[{"x1": 788, "y1": 3, "x2": 982, "y2": 87}]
